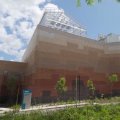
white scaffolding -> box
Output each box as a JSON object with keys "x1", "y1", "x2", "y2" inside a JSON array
[{"x1": 39, "y1": 8, "x2": 86, "y2": 36}]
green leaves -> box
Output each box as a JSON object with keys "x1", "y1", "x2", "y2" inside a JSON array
[
  {"x1": 87, "y1": 79, "x2": 95, "y2": 90},
  {"x1": 108, "y1": 74, "x2": 118, "y2": 83},
  {"x1": 77, "y1": 0, "x2": 80, "y2": 6},
  {"x1": 108, "y1": 74, "x2": 119, "y2": 97},
  {"x1": 55, "y1": 77, "x2": 67, "y2": 95},
  {"x1": 86, "y1": 0, "x2": 95, "y2": 5},
  {"x1": 77, "y1": 0, "x2": 120, "y2": 6},
  {"x1": 1, "y1": 105, "x2": 120, "y2": 120},
  {"x1": 87, "y1": 79, "x2": 95, "y2": 100},
  {"x1": 77, "y1": 0, "x2": 96, "y2": 6}
]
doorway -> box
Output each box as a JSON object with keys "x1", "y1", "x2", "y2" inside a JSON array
[{"x1": 72, "y1": 76, "x2": 88, "y2": 100}]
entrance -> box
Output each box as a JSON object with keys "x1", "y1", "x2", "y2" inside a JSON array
[{"x1": 72, "y1": 76, "x2": 88, "y2": 100}]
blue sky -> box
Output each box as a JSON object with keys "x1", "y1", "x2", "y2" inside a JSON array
[
  {"x1": 52, "y1": 0, "x2": 120, "y2": 39},
  {"x1": 0, "y1": 0, "x2": 120, "y2": 61}
]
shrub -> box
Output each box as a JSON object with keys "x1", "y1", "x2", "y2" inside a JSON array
[{"x1": 1, "y1": 104, "x2": 120, "y2": 120}]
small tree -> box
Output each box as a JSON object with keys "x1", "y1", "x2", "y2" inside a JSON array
[
  {"x1": 5, "y1": 74, "x2": 21, "y2": 105},
  {"x1": 87, "y1": 79, "x2": 95, "y2": 100},
  {"x1": 108, "y1": 74, "x2": 119, "y2": 97},
  {"x1": 5, "y1": 75, "x2": 18, "y2": 105},
  {"x1": 55, "y1": 77, "x2": 67, "y2": 101}
]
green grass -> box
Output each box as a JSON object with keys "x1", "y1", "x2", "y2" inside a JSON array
[{"x1": 1, "y1": 104, "x2": 120, "y2": 120}]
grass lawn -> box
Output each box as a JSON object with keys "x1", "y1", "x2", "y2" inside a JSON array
[{"x1": 0, "y1": 103, "x2": 120, "y2": 120}]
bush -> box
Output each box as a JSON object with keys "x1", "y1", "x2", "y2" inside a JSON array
[{"x1": 1, "y1": 104, "x2": 120, "y2": 120}]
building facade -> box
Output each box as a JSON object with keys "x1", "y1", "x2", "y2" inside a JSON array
[{"x1": 0, "y1": 10, "x2": 120, "y2": 103}]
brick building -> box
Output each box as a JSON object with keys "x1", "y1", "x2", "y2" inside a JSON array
[{"x1": 0, "y1": 9, "x2": 120, "y2": 103}]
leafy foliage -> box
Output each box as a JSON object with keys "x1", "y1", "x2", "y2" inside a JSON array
[
  {"x1": 87, "y1": 79, "x2": 95, "y2": 91},
  {"x1": 108, "y1": 74, "x2": 118, "y2": 83},
  {"x1": 1, "y1": 104, "x2": 120, "y2": 120},
  {"x1": 86, "y1": 0, "x2": 95, "y2": 5},
  {"x1": 55, "y1": 77, "x2": 67, "y2": 95},
  {"x1": 87, "y1": 79, "x2": 95, "y2": 100},
  {"x1": 77, "y1": 0, "x2": 120, "y2": 6},
  {"x1": 108, "y1": 74, "x2": 119, "y2": 97},
  {"x1": 6, "y1": 75, "x2": 18, "y2": 94},
  {"x1": 5, "y1": 74, "x2": 21, "y2": 105}
]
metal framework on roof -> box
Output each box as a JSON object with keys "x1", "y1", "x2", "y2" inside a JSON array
[
  {"x1": 98, "y1": 33, "x2": 120, "y2": 43},
  {"x1": 40, "y1": 8, "x2": 86, "y2": 36}
]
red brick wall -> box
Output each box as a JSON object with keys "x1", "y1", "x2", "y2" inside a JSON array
[
  {"x1": 0, "y1": 74, "x2": 3, "y2": 96},
  {"x1": 24, "y1": 68, "x2": 120, "y2": 98}
]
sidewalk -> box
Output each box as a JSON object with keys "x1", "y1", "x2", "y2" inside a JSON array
[
  {"x1": 20, "y1": 102, "x2": 88, "y2": 112},
  {"x1": 0, "y1": 102, "x2": 88, "y2": 114},
  {"x1": 0, "y1": 108, "x2": 13, "y2": 114},
  {"x1": 0, "y1": 102, "x2": 120, "y2": 114}
]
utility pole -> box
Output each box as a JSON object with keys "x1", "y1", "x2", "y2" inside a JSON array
[{"x1": 76, "y1": 75, "x2": 77, "y2": 107}]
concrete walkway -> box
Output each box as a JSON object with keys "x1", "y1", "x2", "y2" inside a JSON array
[
  {"x1": 20, "y1": 102, "x2": 88, "y2": 112},
  {"x1": 0, "y1": 108, "x2": 13, "y2": 114},
  {"x1": 0, "y1": 102, "x2": 120, "y2": 114},
  {"x1": 0, "y1": 102, "x2": 88, "y2": 114}
]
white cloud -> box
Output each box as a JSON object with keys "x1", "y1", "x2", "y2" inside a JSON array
[
  {"x1": 0, "y1": 0, "x2": 60, "y2": 61},
  {"x1": 44, "y1": 3, "x2": 59, "y2": 9}
]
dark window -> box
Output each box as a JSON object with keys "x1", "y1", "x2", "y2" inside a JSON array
[{"x1": 42, "y1": 90, "x2": 51, "y2": 97}]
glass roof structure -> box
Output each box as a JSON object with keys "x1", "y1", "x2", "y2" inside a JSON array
[
  {"x1": 39, "y1": 9, "x2": 86, "y2": 36},
  {"x1": 98, "y1": 33, "x2": 120, "y2": 43}
]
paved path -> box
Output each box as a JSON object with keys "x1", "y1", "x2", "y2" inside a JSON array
[
  {"x1": 20, "y1": 102, "x2": 88, "y2": 112},
  {"x1": 0, "y1": 108, "x2": 12, "y2": 114},
  {"x1": 0, "y1": 102, "x2": 120, "y2": 114},
  {"x1": 0, "y1": 102, "x2": 88, "y2": 114}
]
